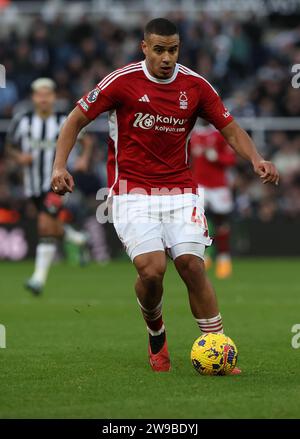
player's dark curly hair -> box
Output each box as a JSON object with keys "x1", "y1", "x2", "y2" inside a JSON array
[{"x1": 144, "y1": 18, "x2": 178, "y2": 38}]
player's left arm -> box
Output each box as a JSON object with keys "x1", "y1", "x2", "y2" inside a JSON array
[
  {"x1": 221, "y1": 120, "x2": 279, "y2": 185},
  {"x1": 197, "y1": 79, "x2": 279, "y2": 186}
]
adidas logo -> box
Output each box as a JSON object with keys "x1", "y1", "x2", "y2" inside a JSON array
[{"x1": 138, "y1": 94, "x2": 150, "y2": 102}]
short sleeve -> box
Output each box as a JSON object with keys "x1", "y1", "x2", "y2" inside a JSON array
[
  {"x1": 197, "y1": 80, "x2": 234, "y2": 131},
  {"x1": 77, "y1": 73, "x2": 121, "y2": 120}
]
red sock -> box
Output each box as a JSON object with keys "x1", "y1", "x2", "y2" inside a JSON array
[
  {"x1": 215, "y1": 225, "x2": 230, "y2": 254},
  {"x1": 137, "y1": 298, "x2": 164, "y2": 335}
]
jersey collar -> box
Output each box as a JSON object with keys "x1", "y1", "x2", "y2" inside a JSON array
[{"x1": 142, "y1": 60, "x2": 179, "y2": 84}]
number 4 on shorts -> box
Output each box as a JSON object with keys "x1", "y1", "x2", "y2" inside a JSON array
[{"x1": 191, "y1": 207, "x2": 209, "y2": 237}]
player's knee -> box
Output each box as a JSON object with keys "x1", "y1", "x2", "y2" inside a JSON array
[
  {"x1": 176, "y1": 254, "x2": 205, "y2": 277},
  {"x1": 37, "y1": 214, "x2": 60, "y2": 237},
  {"x1": 140, "y1": 266, "x2": 165, "y2": 285},
  {"x1": 38, "y1": 222, "x2": 51, "y2": 236},
  {"x1": 137, "y1": 261, "x2": 166, "y2": 286}
]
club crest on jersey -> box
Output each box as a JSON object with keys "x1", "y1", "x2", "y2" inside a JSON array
[
  {"x1": 87, "y1": 88, "x2": 100, "y2": 103},
  {"x1": 179, "y1": 91, "x2": 188, "y2": 109}
]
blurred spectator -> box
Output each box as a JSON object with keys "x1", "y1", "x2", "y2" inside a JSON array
[
  {"x1": 272, "y1": 139, "x2": 300, "y2": 183},
  {"x1": 0, "y1": 79, "x2": 18, "y2": 116}
]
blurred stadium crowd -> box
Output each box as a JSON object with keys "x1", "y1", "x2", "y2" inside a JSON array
[{"x1": 0, "y1": 10, "x2": 300, "y2": 230}]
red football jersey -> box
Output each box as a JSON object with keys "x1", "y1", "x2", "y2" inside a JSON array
[
  {"x1": 77, "y1": 61, "x2": 234, "y2": 195},
  {"x1": 190, "y1": 126, "x2": 236, "y2": 188}
]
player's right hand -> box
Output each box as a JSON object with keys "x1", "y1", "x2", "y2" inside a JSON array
[
  {"x1": 17, "y1": 153, "x2": 33, "y2": 166},
  {"x1": 51, "y1": 168, "x2": 75, "y2": 195}
]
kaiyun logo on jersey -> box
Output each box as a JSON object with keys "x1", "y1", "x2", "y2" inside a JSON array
[
  {"x1": 133, "y1": 113, "x2": 156, "y2": 129},
  {"x1": 133, "y1": 112, "x2": 187, "y2": 132}
]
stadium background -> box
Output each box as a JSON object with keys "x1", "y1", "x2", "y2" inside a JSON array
[
  {"x1": 1, "y1": 0, "x2": 300, "y2": 260},
  {"x1": 0, "y1": 0, "x2": 300, "y2": 420}
]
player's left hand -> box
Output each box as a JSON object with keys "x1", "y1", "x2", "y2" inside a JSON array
[
  {"x1": 51, "y1": 167, "x2": 75, "y2": 195},
  {"x1": 253, "y1": 159, "x2": 280, "y2": 186}
]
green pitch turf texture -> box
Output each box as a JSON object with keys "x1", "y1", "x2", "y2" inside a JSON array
[{"x1": 0, "y1": 258, "x2": 299, "y2": 419}]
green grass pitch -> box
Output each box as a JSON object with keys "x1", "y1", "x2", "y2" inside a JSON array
[{"x1": 0, "y1": 258, "x2": 300, "y2": 419}]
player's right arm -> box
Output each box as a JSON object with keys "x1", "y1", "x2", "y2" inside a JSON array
[{"x1": 52, "y1": 79, "x2": 120, "y2": 195}]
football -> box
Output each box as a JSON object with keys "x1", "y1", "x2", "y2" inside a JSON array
[{"x1": 191, "y1": 333, "x2": 238, "y2": 375}]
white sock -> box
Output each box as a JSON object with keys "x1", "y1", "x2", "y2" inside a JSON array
[
  {"x1": 64, "y1": 225, "x2": 87, "y2": 246},
  {"x1": 147, "y1": 324, "x2": 165, "y2": 336},
  {"x1": 195, "y1": 313, "x2": 224, "y2": 334},
  {"x1": 31, "y1": 240, "x2": 57, "y2": 285}
]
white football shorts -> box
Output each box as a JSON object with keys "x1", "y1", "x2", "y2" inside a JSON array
[{"x1": 112, "y1": 193, "x2": 212, "y2": 261}]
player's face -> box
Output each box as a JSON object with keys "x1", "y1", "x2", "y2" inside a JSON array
[
  {"x1": 32, "y1": 87, "x2": 56, "y2": 114},
  {"x1": 142, "y1": 34, "x2": 180, "y2": 79}
]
